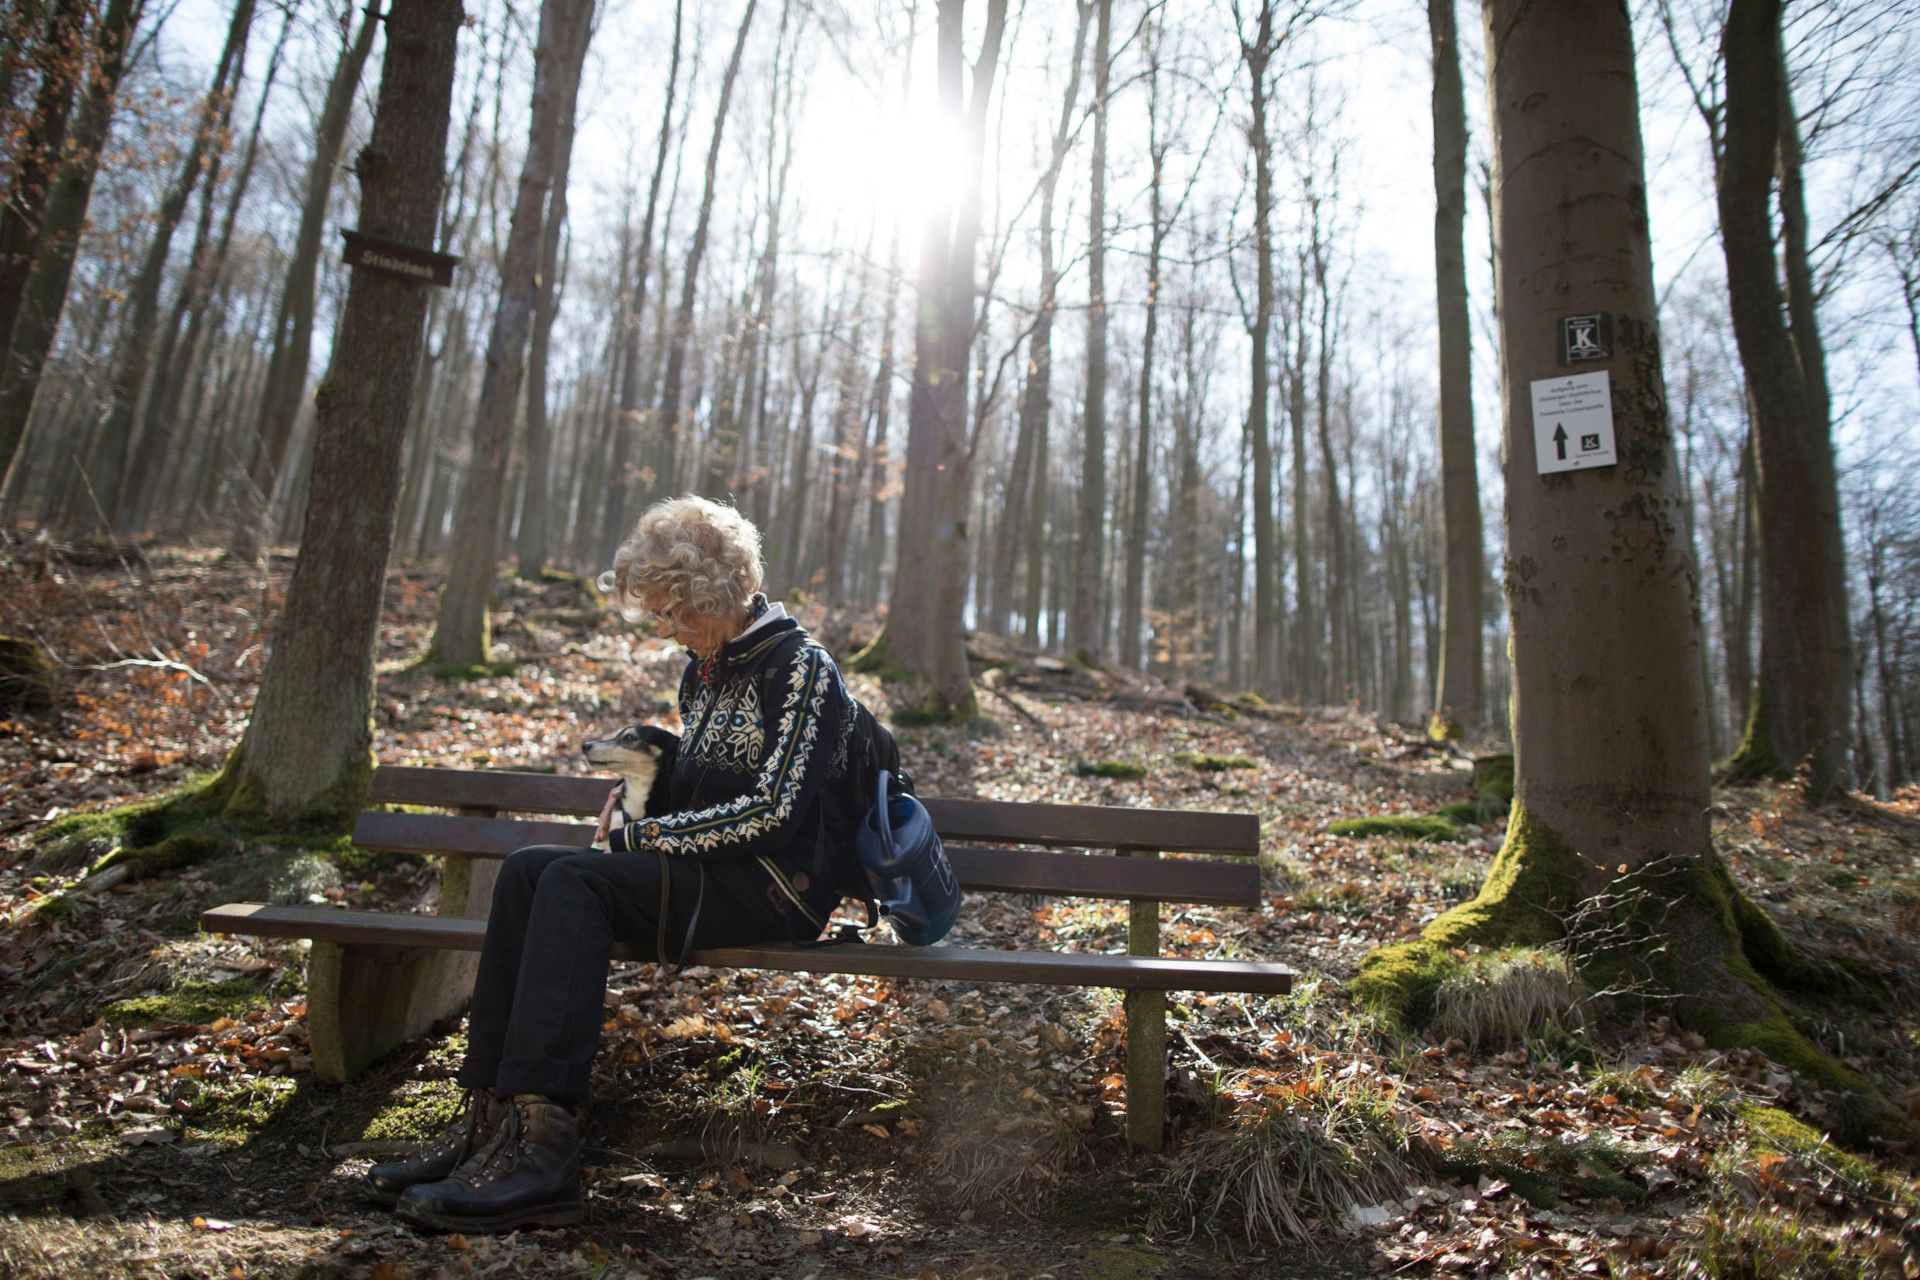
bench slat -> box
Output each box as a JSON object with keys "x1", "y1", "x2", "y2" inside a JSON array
[
  {"x1": 350, "y1": 813, "x2": 1263, "y2": 906},
  {"x1": 200, "y1": 904, "x2": 1293, "y2": 995},
  {"x1": 368, "y1": 766, "x2": 1259, "y2": 856}
]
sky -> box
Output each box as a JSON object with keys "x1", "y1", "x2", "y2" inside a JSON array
[{"x1": 152, "y1": 0, "x2": 1918, "y2": 479}]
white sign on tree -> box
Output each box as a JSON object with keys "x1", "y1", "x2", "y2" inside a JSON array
[{"x1": 1529, "y1": 371, "x2": 1617, "y2": 474}]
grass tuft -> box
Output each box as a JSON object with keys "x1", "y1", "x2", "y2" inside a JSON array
[
  {"x1": 1156, "y1": 1074, "x2": 1412, "y2": 1248},
  {"x1": 1429, "y1": 947, "x2": 1585, "y2": 1052}
]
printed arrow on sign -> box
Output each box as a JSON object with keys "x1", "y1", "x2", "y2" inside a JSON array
[{"x1": 1553, "y1": 423, "x2": 1568, "y2": 461}]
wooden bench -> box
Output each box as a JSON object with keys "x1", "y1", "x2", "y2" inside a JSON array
[{"x1": 201, "y1": 766, "x2": 1290, "y2": 1151}]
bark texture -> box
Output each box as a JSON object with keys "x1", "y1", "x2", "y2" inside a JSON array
[
  {"x1": 432, "y1": 0, "x2": 595, "y2": 667},
  {"x1": 887, "y1": 0, "x2": 1007, "y2": 716},
  {"x1": 1715, "y1": 0, "x2": 1853, "y2": 802},
  {"x1": 1428, "y1": 0, "x2": 1483, "y2": 739},
  {"x1": 218, "y1": 0, "x2": 464, "y2": 823}
]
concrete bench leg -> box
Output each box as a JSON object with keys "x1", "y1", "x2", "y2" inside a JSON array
[
  {"x1": 308, "y1": 857, "x2": 498, "y2": 1081},
  {"x1": 1124, "y1": 873, "x2": 1166, "y2": 1153}
]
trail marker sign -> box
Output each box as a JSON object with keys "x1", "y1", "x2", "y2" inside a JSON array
[
  {"x1": 1557, "y1": 312, "x2": 1612, "y2": 364},
  {"x1": 341, "y1": 229, "x2": 459, "y2": 287},
  {"x1": 1529, "y1": 371, "x2": 1616, "y2": 475}
]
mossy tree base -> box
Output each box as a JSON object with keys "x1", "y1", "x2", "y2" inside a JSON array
[
  {"x1": 846, "y1": 626, "x2": 906, "y2": 682},
  {"x1": 1720, "y1": 683, "x2": 1785, "y2": 784},
  {"x1": 1353, "y1": 802, "x2": 1915, "y2": 1147},
  {"x1": 0, "y1": 634, "x2": 60, "y2": 717},
  {"x1": 36, "y1": 744, "x2": 373, "y2": 883}
]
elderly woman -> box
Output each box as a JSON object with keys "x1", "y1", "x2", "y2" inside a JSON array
[{"x1": 370, "y1": 495, "x2": 863, "y2": 1233}]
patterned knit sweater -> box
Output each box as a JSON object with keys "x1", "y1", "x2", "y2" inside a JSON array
[{"x1": 607, "y1": 615, "x2": 857, "y2": 927}]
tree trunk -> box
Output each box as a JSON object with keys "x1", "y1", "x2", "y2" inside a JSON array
[
  {"x1": 1286, "y1": 263, "x2": 1315, "y2": 701},
  {"x1": 1241, "y1": 1, "x2": 1281, "y2": 695},
  {"x1": 128, "y1": 6, "x2": 293, "y2": 535},
  {"x1": 0, "y1": 0, "x2": 87, "y2": 363},
  {"x1": 1428, "y1": 0, "x2": 1482, "y2": 739},
  {"x1": 432, "y1": 0, "x2": 595, "y2": 667},
  {"x1": 215, "y1": 0, "x2": 463, "y2": 823},
  {"x1": 1356, "y1": 0, "x2": 1888, "y2": 1122},
  {"x1": 1716, "y1": 0, "x2": 1853, "y2": 802},
  {"x1": 88, "y1": 0, "x2": 254, "y2": 528},
  {"x1": 0, "y1": 0, "x2": 142, "y2": 495},
  {"x1": 887, "y1": 0, "x2": 1007, "y2": 715},
  {"x1": 515, "y1": 5, "x2": 594, "y2": 578},
  {"x1": 226, "y1": 2, "x2": 379, "y2": 559},
  {"x1": 1068, "y1": 0, "x2": 1111, "y2": 663},
  {"x1": 988, "y1": 0, "x2": 1090, "y2": 638},
  {"x1": 1120, "y1": 18, "x2": 1167, "y2": 672},
  {"x1": 652, "y1": 0, "x2": 757, "y2": 501}
]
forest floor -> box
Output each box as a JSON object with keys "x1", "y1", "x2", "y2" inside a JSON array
[{"x1": 1, "y1": 540, "x2": 1918, "y2": 1279}]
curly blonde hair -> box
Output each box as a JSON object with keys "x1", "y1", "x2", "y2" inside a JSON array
[{"x1": 599, "y1": 495, "x2": 765, "y2": 620}]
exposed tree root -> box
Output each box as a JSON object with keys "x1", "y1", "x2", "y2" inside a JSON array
[{"x1": 1353, "y1": 802, "x2": 1917, "y2": 1151}]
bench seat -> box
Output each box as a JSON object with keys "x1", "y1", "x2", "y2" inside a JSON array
[
  {"x1": 201, "y1": 766, "x2": 1291, "y2": 1150},
  {"x1": 202, "y1": 902, "x2": 1296, "y2": 993}
]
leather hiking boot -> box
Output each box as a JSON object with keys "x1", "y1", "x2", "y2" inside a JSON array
[
  {"x1": 395, "y1": 1095, "x2": 584, "y2": 1233},
  {"x1": 365, "y1": 1088, "x2": 506, "y2": 1206}
]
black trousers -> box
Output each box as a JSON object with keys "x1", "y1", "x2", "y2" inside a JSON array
[{"x1": 456, "y1": 845, "x2": 791, "y2": 1105}]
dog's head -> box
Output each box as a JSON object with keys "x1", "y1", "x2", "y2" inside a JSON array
[{"x1": 582, "y1": 724, "x2": 679, "y2": 794}]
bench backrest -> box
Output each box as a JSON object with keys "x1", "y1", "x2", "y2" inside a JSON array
[{"x1": 360, "y1": 766, "x2": 1264, "y2": 907}]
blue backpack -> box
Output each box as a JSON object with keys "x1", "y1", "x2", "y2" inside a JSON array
[{"x1": 855, "y1": 769, "x2": 961, "y2": 946}]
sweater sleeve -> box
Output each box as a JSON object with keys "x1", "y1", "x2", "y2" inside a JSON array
[{"x1": 609, "y1": 641, "x2": 843, "y2": 861}]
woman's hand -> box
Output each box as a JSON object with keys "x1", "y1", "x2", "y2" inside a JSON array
[{"x1": 594, "y1": 783, "x2": 627, "y2": 847}]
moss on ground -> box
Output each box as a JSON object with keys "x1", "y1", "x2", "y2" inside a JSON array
[
  {"x1": 177, "y1": 1075, "x2": 304, "y2": 1145},
  {"x1": 102, "y1": 979, "x2": 269, "y2": 1030},
  {"x1": 1172, "y1": 751, "x2": 1258, "y2": 772},
  {"x1": 333, "y1": 1079, "x2": 466, "y2": 1144},
  {"x1": 1075, "y1": 759, "x2": 1148, "y2": 781},
  {"x1": 1351, "y1": 804, "x2": 1588, "y2": 1023},
  {"x1": 1328, "y1": 814, "x2": 1462, "y2": 842},
  {"x1": 1436, "y1": 1130, "x2": 1647, "y2": 1208},
  {"x1": 1736, "y1": 1104, "x2": 1915, "y2": 1205}
]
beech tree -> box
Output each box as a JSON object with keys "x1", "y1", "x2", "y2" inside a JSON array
[
  {"x1": 199, "y1": 0, "x2": 465, "y2": 824},
  {"x1": 228, "y1": 0, "x2": 381, "y2": 561},
  {"x1": 1356, "y1": 0, "x2": 1900, "y2": 1131},
  {"x1": 0, "y1": 0, "x2": 143, "y2": 496},
  {"x1": 1427, "y1": 0, "x2": 1482, "y2": 739},
  {"x1": 432, "y1": 0, "x2": 595, "y2": 667},
  {"x1": 882, "y1": 0, "x2": 1008, "y2": 716},
  {"x1": 1715, "y1": 0, "x2": 1854, "y2": 801}
]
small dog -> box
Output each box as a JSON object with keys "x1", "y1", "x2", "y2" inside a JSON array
[{"x1": 582, "y1": 724, "x2": 679, "y2": 849}]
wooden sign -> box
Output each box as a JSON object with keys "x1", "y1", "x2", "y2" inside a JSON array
[{"x1": 341, "y1": 229, "x2": 459, "y2": 287}]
